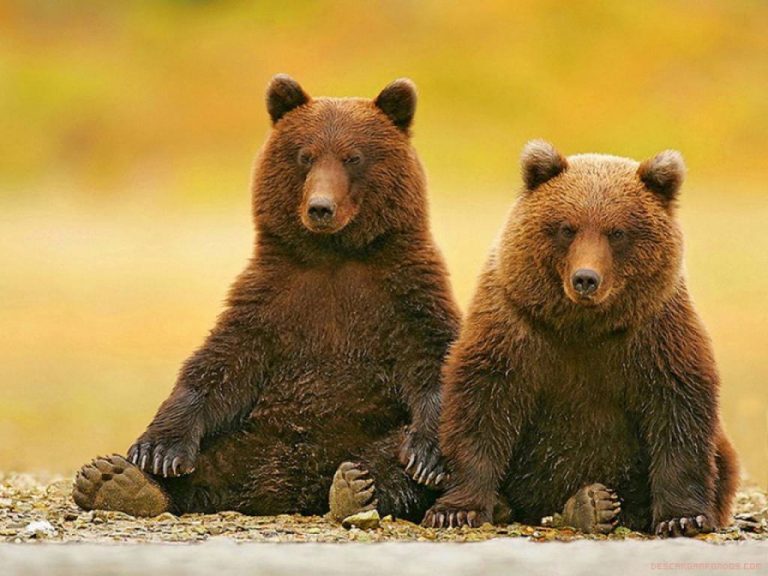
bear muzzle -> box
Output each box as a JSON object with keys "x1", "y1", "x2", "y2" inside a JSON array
[{"x1": 300, "y1": 157, "x2": 357, "y2": 234}]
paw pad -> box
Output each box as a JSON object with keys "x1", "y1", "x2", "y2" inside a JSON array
[
  {"x1": 562, "y1": 482, "x2": 621, "y2": 534},
  {"x1": 72, "y1": 454, "x2": 170, "y2": 517},
  {"x1": 328, "y1": 461, "x2": 377, "y2": 522}
]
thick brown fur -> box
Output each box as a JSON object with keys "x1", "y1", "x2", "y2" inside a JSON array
[
  {"x1": 423, "y1": 141, "x2": 738, "y2": 536},
  {"x1": 74, "y1": 76, "x2": 460, "y2": 521}
]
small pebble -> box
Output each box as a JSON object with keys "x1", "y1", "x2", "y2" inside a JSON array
[
  {"x1": 24, "y1": 520, "x2": 56, "y2": 538},
  {"x1": 341, "y1": 509, "x2": 380, "y2": 530}
]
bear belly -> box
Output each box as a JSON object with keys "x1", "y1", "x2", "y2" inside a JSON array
[
  {"x1": 502, "y1": 388, "x2": 647, "y2": 523},
  {"x1": 248, "y1": 357, "x2": 407, "y2": 442}
]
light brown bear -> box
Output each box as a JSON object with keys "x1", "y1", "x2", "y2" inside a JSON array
[{"x1": 423, "y1": 141, "x2": 738, "y2": 537}]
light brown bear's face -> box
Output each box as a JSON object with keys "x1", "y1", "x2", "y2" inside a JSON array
[
  {"x1": 253, "y1": 75, "x2": 427, "y2": 251},
  {"x1": 500, "y1": 141, "x2": 686, "y2": 332}
]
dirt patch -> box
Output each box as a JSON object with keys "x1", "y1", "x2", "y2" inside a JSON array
[{"x1": 1, "y1": 472, "x2": 765, "y2": 544}]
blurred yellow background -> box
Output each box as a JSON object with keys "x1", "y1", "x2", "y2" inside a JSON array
[{"x1": 1, "y1": 1, "x2": 766, "y2": 488}]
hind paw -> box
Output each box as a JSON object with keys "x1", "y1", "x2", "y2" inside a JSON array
[
  {"x1": 562, "y1": 483, "x2": 621, "y2": 534},
  {"x1": 72, "y1": 454, "x2": 170, "y2": 517},
  {"x1": 328, "y1": 461, "x2": 377, "y2": 521}
]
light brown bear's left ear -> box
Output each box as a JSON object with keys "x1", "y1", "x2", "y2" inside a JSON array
[
  {"x1": 375, "y1": 78, "x2": 417, "y2": 133},
  {"x1": 266, "y1": 74, "x2": 310, "y2": 125},
  {"x1": 521, "y1": 140, "x2": 568, "y2": 191},
  {"x1": 637, "y1": 150, "x2": 685, "y2": 205}
]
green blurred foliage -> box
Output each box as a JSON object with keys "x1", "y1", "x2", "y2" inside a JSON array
[
  {"x1": 2, "y1": 0, "x2": 767, "y2": 201},
  {"x1": 0, "y1": 1, "x2": 766, "y2": 486}
]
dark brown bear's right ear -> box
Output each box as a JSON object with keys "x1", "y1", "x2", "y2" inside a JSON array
[
  {"x1": 521, "y1": 140, "x2": 568, "y2": 191},
  {"x1": 266, "y1": 74, "x2": 310, "y2": 125},
  {"x1": 637, "y1": 150, "x2": 685, "y2": 205},
  {"x1": 374, "y1": 78, "x2": 417, "y2": 133}
]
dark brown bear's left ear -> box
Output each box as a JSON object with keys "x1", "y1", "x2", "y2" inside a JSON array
[
  {"x1": 637, "y1": 150, "x2": 685, "y2": 204},
  {"x1": 266, "y1": 74, "x2": 310, "y2": 125},
  {"x1": 374, "y1": 78, "x2": 417, "y2": 133},
  {"x1": 521, "y1": 140, "x2": 568, "y2": 191}
]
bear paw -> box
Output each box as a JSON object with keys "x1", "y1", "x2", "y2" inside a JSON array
[
  {"x1": 329, "y1": 462, "x2": 378, "y2": 522},
  {"x1": 398, "y1": 427, "x2": 448, "y2": 488},
  {"x1": 72, "y1": 454, "x2": 170, "y2": 517},
  {"x1": 655, "y1": 515, "x2": 713, "y2": 538},
  {"x1": 562, "y1": 483, "x2": 621, "y2": 534},
  {"x1": 127, "y1": 433, "x2": 198, "y2": 478},
  {"x1": 422, "y1": 503, "x2": 490, "y2": 529}
]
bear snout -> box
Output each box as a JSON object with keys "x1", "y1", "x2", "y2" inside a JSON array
[
  {"x1": 300, "y1": 157, "x2": 357, "y2": 234},
  {"x1": 571, "y1": 268, "x2": 601, "y2": 297}
]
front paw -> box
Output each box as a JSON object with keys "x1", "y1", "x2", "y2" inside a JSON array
[
  {"x1": 127, "y1": 433, "x2": 198, "y2": 478},
  {"x1": 655, "y1": 515, "x2": 714, "y2": 538},
  {"x1": 422, "y1": 503, "x2": 490, "y2": 528},
  {"x1": 398, "y1": 428, "x2": 448, "y2": 488}
]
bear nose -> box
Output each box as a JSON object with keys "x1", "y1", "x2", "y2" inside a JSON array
[
  {"x1": 307, "y1": 197, "x2": 336, "y2": 223},
  {"x1": 571, "y1": 269, "x2": 601, "y2": 296}
]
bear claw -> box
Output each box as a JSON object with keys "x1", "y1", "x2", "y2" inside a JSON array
[
  {"x1": 329, "y1": 462, "x2": 378, "y2": 522},
  {"x1": 399, "y1": 428, "x2": 448, "y2": 488},
  {"x1": 422, "y1": 504, "x2": 489, "y2": 528},
  {"x1": 127, "y1": 435, "x2": 198, "y2": 478},
  {"x1": 72, "y1": 454, "x2": 170, "y2": 517},
  {"x1": 656, "y1": 515, "x2": 713, "y2": 538},
  {"x1": 562, "y1": 483, "x2": 621, "y2": 534}
]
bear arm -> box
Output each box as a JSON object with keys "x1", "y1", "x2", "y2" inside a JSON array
[
  {"x1": 642, "y1": 372, "x2": 718, "y2": 526},
  {"x1": 394, "y1": 294, "x2": 460, "y2": 484},
  {"x1": 133, "y1": 309, "x2": 266, "y2": 456},
  {"x1": 636, "y1": 308, "x2": 720, "y2": 526},
  {"x1": 436, "y1": 341, "x2": 533, "y2": 514},
  {"x1": 386, "y1": 252, "x2": 461, "y2": 448}
]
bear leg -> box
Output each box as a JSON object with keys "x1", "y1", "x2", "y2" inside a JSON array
[
  {"x1": 72, "y1": 454, "x2": 170, "y2": 517},
  {"x1": 714, "y1": 432, "x2": 739, "y2": 528},
  {"x1": 561, "y1": 483, "x2": 621, "y2": 534}
]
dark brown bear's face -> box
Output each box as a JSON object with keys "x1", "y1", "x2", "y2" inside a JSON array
[
  {"x1": 500, "y1": 141, "x2": 686, "y2": 333},
  {"x1": 252, "y1": 75, "x2": 427, "y2": 251}
]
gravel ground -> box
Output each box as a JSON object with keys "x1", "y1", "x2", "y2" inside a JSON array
[
  {"x1": 1, "y1": 473, "x2": 767, "y2": 575},
  {"x1": 1, "y1": 472, "x2": 766, "y2": 544}
]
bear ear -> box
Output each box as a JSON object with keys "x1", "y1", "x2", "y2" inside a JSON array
[
  {"x1": 521, "y1": 140, "x2": 568, "y2": 191},
  {"x1": 637, "y1": 150, "x2": 685, "y2": 204},
  {"x1": 266, "y1": 74, "x2": 310, "y2": 125},
  {"x1": 374, "y1": 78, "x2": 417, "y2": 133}
]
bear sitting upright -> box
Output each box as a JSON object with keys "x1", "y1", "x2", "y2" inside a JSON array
[
  {"x1": 73, "y1": 76, "x2": 460, "y2": 521},
  {"x1": 423, "y1": 141, "x2": 738, "y2": 536}
]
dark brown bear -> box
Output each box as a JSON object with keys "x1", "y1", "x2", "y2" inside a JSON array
[
  {"x1": 423, "y1": 141, "x2": 738, "y2": 537},
  {"x1": 72, "y1": 75, "x2": 460, "y2": 522}
]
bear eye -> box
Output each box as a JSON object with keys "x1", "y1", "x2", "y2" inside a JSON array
[
  {"x1": 559, "y1": 224, "x2": 577, "y2": 240},
  {"x1": 343, "y1": 153, "x2": 362, "y2": 166},
  {"x1": 608, "y1": 229, "x2": 626, "y2": 241},
  {"x1": 298, "y1": 150, "x2": 314, "y2": 167}
]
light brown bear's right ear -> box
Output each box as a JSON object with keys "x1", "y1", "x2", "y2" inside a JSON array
[
  {"x1": 521, "y1": 140, "x2": 568, "y2": 191},
  {"x1": 266, "y1": 74, "x2": 310, "y2": 125},
  {"x1": 374, "y1": 78, "x2": 417, "y2": 133},
  {"x1": 637, "y1": 150, "x2": 685, "y2": 205}
]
